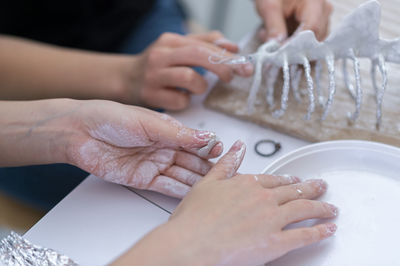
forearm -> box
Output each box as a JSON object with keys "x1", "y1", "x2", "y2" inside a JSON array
[
  {"x1": 0, "y1": 35, "x2": 135, "y2": 102},
  {"x1": 0, "y1": 98, "x2": 81, "y2": 166},
  {"x1": 112, "y1": 221, "x2": 210, "y2": 266}
]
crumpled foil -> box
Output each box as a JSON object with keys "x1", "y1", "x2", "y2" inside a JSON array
[{"x1": 0, "y1": 231, "x2": 78, "y2": 266}]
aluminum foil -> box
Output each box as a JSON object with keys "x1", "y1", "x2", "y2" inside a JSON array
[{"x1": 0, "y1": 231, "x2": 78, "y2": 266}]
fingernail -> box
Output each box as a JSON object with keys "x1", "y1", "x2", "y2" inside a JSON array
[
  {"x1": 307, "y1": 179, "x2": 327, "y2": 193},
  {"x1": 231, "y1": 140, "x2": 245, "y2": 152},
  {"x1": 214, "y1": 38, "x2": 237, "y2": 47},
  {"x1": 243, "y1": 63, "x2": 254, "y2": 75},
  {"x1": 211, "y1": 142, "x2": 224, "y2": 156},
  {"x1": 327, "y1": 203, "x2": 339, "y2": 216},
  {"x1": 195, "y1": 130, "x2": 216, "y2": 141},
  {"x1": 325, "y1": 223, "x2": 337, "y2": 236},
  {"x1": 274, "y1": 174, "x2": 300, "y2": 183}
]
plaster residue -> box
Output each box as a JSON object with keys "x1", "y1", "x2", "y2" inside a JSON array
[{"x1": 89, "y1": 123, "x2": 151, "y2": 148}]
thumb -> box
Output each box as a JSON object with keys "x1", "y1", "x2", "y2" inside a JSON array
[
  {"x1": 205, "y1": 140, "x2": 246, "y2": 180},
  {"x1": 139, "y1": 110, "x2": 223, "y2": 158},
  {"x1": 256, "y1": 0, "x2": 287, "y2": 42}
]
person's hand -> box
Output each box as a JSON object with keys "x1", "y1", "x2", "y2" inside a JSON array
[
  {"x1": 124, "y1": 32, "x2": 254, "y2": 110},
  {"x1": 254, "y1": 0, "x2": 333, "y2": 42},
  {"x1": 66, "y1": 100, "x2": 222, "y2": 198},
  {"x1": 113, "y1": 141, "x2": 338, "y2": 266}
]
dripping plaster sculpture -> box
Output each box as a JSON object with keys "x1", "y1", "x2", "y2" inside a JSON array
[{"x1": 210, "y1": 0, "x2": 400, "y2": 129}]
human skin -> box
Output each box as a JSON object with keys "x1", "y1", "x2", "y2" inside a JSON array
[
  {"x1": 0, "y1": 99, "x2": 224, "y2": 197},
  {"x1": 0, "y1": 99, "x2": 337, "y2": 264},
  {"x1": 0, "y1": 32, "x2": 253, "y2": 111},
  {"x1": 113, "y1": 140, "x2": 338, "y2": 266},
  {"x1": 255, "y1": 0, "x2": 334, "y2": 41}
]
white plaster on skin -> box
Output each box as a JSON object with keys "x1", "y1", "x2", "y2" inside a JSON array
[
  {"x1": 197, "y1": 135, "x2": 220, "y2": 158},
  {"x1": 89, "y1": 123, "x2": 151, "y2": 147}
]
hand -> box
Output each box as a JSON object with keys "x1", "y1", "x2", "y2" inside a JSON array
[
  {"x1": 113, "y1": 141, "x2": 338, "y2": 266},
  {"x1": 254, "y1": 0, "x2": 333, "y2": 42},
  {"x1": 66, "y1": 100, "x2": 223, "y2": 198},
  {"x1": 125, "y1": 32, "x2": 254, "y2": 110}
]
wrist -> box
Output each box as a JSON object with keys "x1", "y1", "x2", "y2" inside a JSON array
[
  {"x1": 113, "y1": 219, "x2": 219, "y2": 266},
  {"x1": 0, "y1": 98, "x2": 82, "y2": 166},
  {"x1": 109, "y1": 55, "x2": 143, "y2": 106}
]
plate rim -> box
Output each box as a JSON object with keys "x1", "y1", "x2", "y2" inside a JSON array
[{"x1": 262, "y1": 140, "x2": 400, "y2": 174}]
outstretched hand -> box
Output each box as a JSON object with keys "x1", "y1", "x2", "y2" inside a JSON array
[
  {"x1": 113, "y1": 140, "x2": 338, "y2": 265},
  {"x1": 67, "y1": 100, "x2": 222, "y2": 198},
  {"x1": 169, "y1": 140, "x2": 338, "y2": 265}
]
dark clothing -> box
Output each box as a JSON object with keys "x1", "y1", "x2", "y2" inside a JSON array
[
  {"x1": 0, "y1": 0, "x2": 155, "y2": 52},
  {"x1": 0, "y1": 0, "x2": 187, "y2": 211}
]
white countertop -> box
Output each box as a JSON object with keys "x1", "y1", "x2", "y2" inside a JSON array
[{"x1": 25, "y1": 91, "x2": 308, "y2": 265}]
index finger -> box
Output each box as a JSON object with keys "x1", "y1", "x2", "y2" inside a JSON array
[
  {"x1": 256, "y1": 0, "x2": 287, "y2": 41},
  {"x1": 297, "y1": 0, "x2": 330, "y2": 41},
  {"x1": 205, "y1": 140, "x2": 246, "y2": 180}
]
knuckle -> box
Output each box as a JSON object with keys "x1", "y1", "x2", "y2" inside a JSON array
[
  {"x1": 147, "y1": 48, "x2": 166, "y2": 65},
  {"x1": 176, "y1": 94, "x2": 190, "y2": 109},
  {"x1": 297, "y1": 199, "x2": 315, "y2": 211},
  {"x1": 242, "y1": 174, "x2": 257, "y2": 183},
  {"x1": 158, "y1": 32, "x2": 179, "y2": 44},
  {"x1": 191, "y1": 45, "x2": 207, "y2": 55},
  {"x1": 181, "y1": 68, "x2": 196, "y2": 84},
  {"x1": 209, "y1": 30, "x2": 224, "y2": 39},
  {"x1": 263, "y1": 0, "x2": 280, "y2": 11},
  {"x1": 259, "y1": 189, "x2": 275, "y2": 202}
]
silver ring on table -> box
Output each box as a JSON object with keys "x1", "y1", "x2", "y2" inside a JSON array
[{"x1": 255, "y1": 140, "x2": 281, "y2": 157}]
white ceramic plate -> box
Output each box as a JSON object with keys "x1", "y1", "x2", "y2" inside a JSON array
[{"x1": 262, "y1": 140, "x2": 400, "y2": 266}]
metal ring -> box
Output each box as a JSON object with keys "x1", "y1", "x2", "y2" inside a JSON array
[{"x1": 254, "y1": 139, "x2": 281, "y2": 157}]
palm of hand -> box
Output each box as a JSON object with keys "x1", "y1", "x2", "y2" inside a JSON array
[
  {"x1": 76, "y1": 138, "x2": 209, "y2": 198},
  {"x1": 66, "y1": 104, "x2": 218, "y2": 198}
]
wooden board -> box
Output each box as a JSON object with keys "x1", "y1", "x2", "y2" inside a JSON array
[{"x1": 205, "y1": 0, "x2": 400, "y2": 147}]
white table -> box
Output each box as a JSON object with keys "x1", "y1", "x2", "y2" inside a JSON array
[{"x1": 24, "y1": 91, "x2": 308, "y2": 265}]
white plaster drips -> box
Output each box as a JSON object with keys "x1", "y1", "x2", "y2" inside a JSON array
[{"x1": 209, "y1": 1, "x2": 399, "y2": 125}]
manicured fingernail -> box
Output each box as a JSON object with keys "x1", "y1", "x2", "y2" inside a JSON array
[
  {"x1": 327, "y1": 203, "x2": 339, "y2": 216},
  {"x1": 325, "y1": 223, "x2": 337, "y2": 236},
  {"x1": 231, "y1": 140, "x2": 245, "y2": 152},
  {"x1": 282, "y1": 174, "x2": 301, "y2": 183},
  {"x1": 307, "y1": 179, "x2": 327, "y2": 193},
  {"x1": 214, "y1": 38, "x2": 237, "y2": 47},
  {"x1": 196, "y1": 130, "x2": 216, "y2": 140},
  {"x1": 210, "y1": 142, "x2": 224, "y2": 156},
  {"x1": 230, "y1": 140, "x2": 246, "y2": 170}
]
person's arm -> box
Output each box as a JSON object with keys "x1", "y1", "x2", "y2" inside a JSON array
[
  {"x1": 0, "y1": 32, "x2": 252, "y2": 110},
  {"x1": 112, "y1": 141, "x2": 338, "y2": 266},
  {"x1": 0, "y1": 36, "x2": 130, "y2": 102},
  {"x1": 0, "y1": 98, "x2": 222, "y2": 197}
]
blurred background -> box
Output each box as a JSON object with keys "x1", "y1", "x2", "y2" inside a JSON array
[{"x1": 181, "y1": 0, "x2": 261, "y2": 41}]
